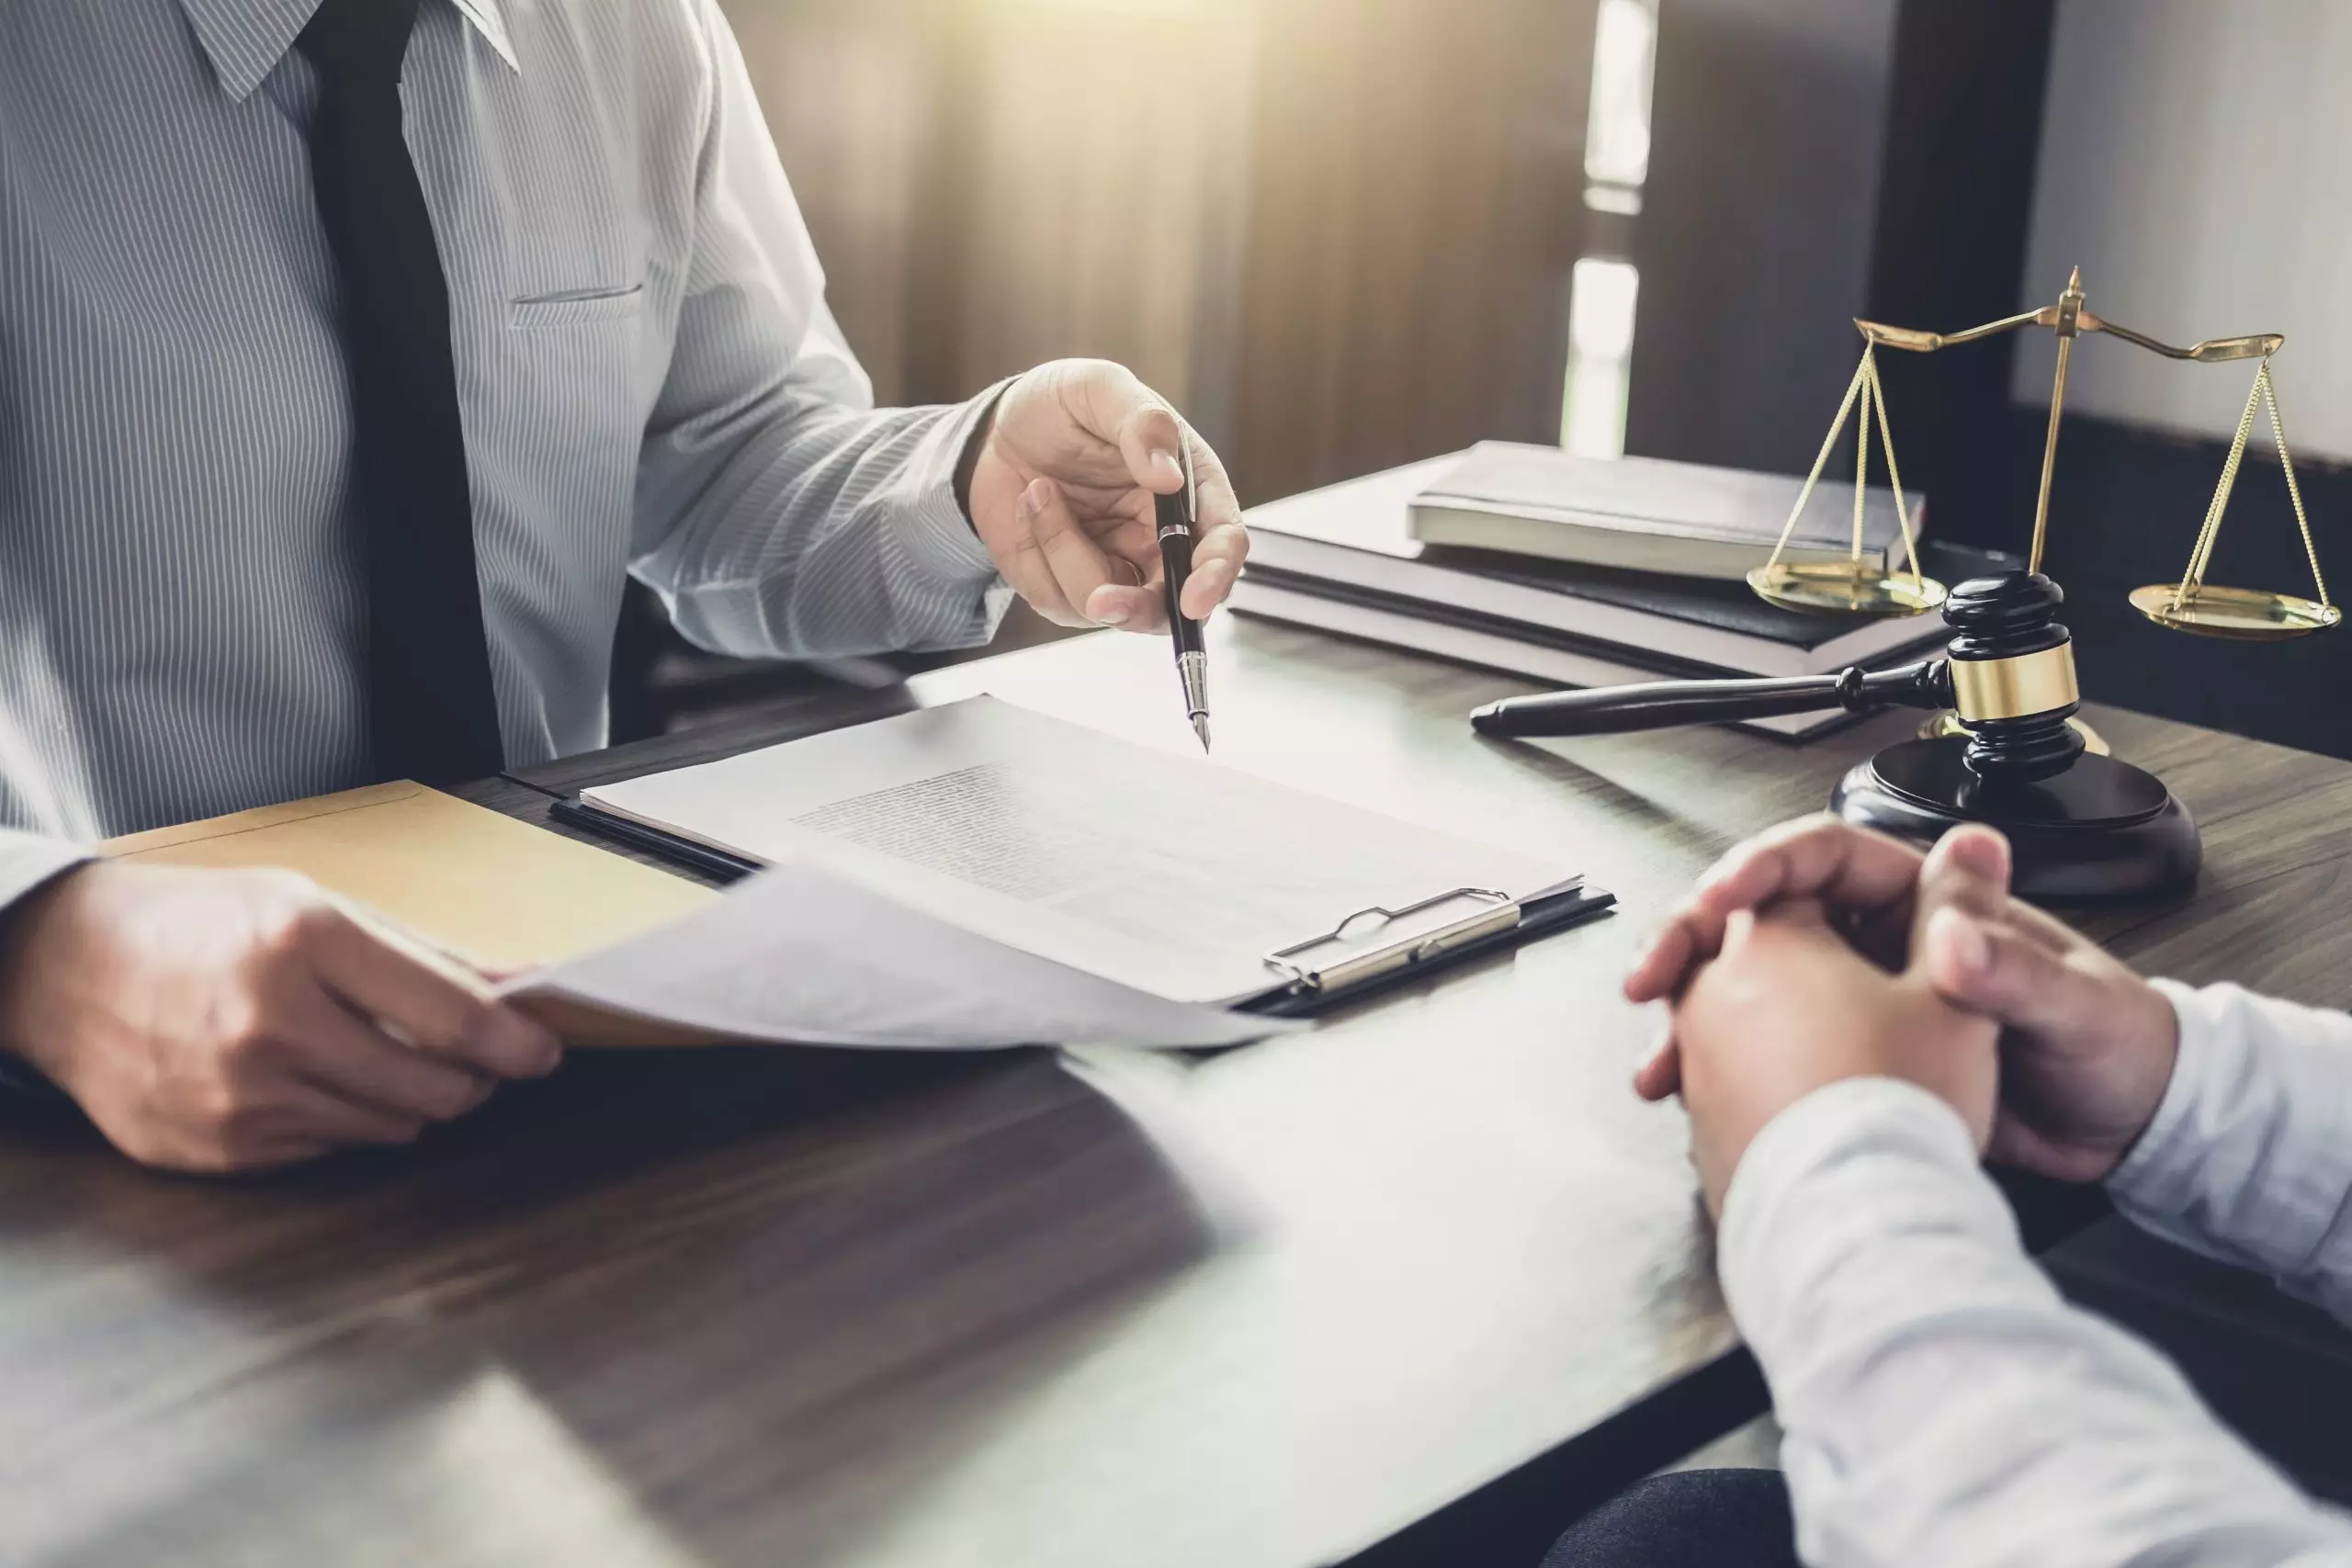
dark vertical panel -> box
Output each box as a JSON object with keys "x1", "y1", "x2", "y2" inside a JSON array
[
  {"x1": 1625, "y1": 0, "x2": 1901, "y2": 478},
  {"x1": 1863, "y1": 0, "x2": 2058, "y2": 547},
  {"x1": 1227, "y1": 0, "x2": 1595, "y2": 505}
]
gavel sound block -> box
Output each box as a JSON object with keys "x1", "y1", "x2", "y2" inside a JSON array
[{"x1": 1470, "y1": 572, "x2": 2200, "y2": 900}]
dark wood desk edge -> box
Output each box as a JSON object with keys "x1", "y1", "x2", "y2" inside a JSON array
[{"x1": 1350, "y1": 1346, "x2": 1771, "y2": 1566}]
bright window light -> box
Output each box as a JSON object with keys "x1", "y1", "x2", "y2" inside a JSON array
[
  {"x1": 1563, "y1": 257, "x2": 1640, "y2": 458},
  {"x1": 1584, "y1": 0, "x2": 1657, "y2": 194}
]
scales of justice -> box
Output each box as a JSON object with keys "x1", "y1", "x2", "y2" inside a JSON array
[{"x1": 1472, "y1": 268, "x2": 2338, "y2": 898}]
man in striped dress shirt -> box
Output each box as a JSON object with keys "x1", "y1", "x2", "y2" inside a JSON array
[{"x1": 0, "y1": 0, "x2": 1248, "y2": 1169}]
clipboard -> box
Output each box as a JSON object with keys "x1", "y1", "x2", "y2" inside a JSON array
[{"x1": 550, "y1": 795, "x2": 1616, "y2": 1019}]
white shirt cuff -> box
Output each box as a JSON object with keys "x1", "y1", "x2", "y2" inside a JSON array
[
  {"x1": 0, "y1": 833, "x2": 92, "y2": 919},
  {"x1": 2107, "y1": 978, "x2": 2352, "y2": 1290},
  {"x1": 888, "y1": 377, "x2": 1016, "y2": 589},
  {"x1": 2106, "y1": 978, "x2": 2215, "y2": 1207}
]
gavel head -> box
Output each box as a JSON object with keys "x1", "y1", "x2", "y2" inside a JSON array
[{"x1": 1942, "y1": 571, "x2": 2086, "y2": 783}]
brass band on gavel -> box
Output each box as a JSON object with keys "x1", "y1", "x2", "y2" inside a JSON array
[{"x1": 1947, "y1": 643, "x2": 2081, "y2": 724}]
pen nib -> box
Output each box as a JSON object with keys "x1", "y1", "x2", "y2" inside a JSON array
[{"x1": 1192, "y1": 714, "x2": 1212, "y2": 753}]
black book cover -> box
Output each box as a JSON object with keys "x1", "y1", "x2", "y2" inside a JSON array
[
  {"x1": 1239, "y1": 567, "x2": 1953, "y2": 685},
  {"x1": 1417, "y1": 542, "x2": 2015, "y2": 649}
]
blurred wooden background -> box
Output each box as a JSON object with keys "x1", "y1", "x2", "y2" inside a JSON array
[{"x1": 719, "y1": 0, "x2": 1597, "y2": 504}]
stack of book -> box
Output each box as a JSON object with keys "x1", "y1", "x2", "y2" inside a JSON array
[{"x1": 1232, "y1": 443, "x2": 2003, "y2": 740}]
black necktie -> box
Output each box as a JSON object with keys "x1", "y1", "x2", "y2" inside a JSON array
[{"x1": 299, "y1": 0, "x2": 503, "y2": 786}]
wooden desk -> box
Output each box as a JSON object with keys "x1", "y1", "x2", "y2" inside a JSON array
[{"x1": 7, "y1": 617, "x2": 2349, "y2": 1567}]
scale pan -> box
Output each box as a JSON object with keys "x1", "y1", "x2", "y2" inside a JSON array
[
  {"x1": 2128, "y1": 582, "x2": 2342, "y2": 640},
  {"x1": 1747, "y1": 560, "x2": 1948, "y2": 617}
]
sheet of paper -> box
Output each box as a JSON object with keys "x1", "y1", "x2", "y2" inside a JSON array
[
  {"x1": 582, "y1": 695, "x2": 1578, "y2": 1004},
  {"x1": 503, "y1": 859, "x2": 1284, "y2": 1051}
]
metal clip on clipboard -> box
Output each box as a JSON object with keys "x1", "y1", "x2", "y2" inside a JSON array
[{"x1": 1261, "y1": 886, "x2": 1525, "y2": 995}]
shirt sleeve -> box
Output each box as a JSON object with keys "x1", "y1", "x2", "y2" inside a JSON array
[
  {"x1": 0, "y1": 830, "x2": 93, "y2": 1097},
  {"x1": 2107, "y1": 980, "x2": 2352, "y2": 1325},
  {"x1": 626, "y1": 0, "x2": 1014, "y2": 661},
  {"x1": 1720, "y1": 1077, "x2": 2352, "y2": 1568}
]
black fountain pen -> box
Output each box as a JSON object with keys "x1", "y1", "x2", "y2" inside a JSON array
[
  {"x1": 1155, "y1": 441, "x2": 1212, "y2": 751},
  {"x1": 1469, "y1": 661, "x2": 1952, "y2": 738}
]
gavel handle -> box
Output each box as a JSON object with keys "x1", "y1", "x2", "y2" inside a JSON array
[{"x1": 1469, "y1": 659, "x2": 1952, "y2": 739}]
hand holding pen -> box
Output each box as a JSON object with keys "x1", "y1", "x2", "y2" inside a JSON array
[{"x1": 958, "y1": 363, "x2": 1250, "y2": 637}]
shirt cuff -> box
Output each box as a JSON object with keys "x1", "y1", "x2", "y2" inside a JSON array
[
  {"x1": 0, "y1": 835, "x2": 95, "y2": 1100},
  {"x1": 2106, "y1": 978, "x2": 2211, "y2": 1206},
  {"x1": 0, "y1": 834, "x2": 93, "y2": 920},
  {"x1": 889, "y1": 377, "x2": 1017, "y2": 588},
  {"x1": 2107, "y1": 978, "x2": 2352, "y2": 1280}
]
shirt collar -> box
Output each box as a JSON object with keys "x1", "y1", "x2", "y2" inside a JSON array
[{"x1": 178, "y1": 0, "x2": 519, "y2": 103}]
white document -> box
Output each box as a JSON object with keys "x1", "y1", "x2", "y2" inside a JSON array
[
  {"x1": 581, "y1": 695, "x2": 1579, "y2": 1005},
  {"x1": 502, "y1": 859, "x2": 1282, "y2": 1051}
]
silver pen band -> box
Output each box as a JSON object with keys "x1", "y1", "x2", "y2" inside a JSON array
[{"x1": 1178, "y1": 650, "x2": 1208, "y2": 717}]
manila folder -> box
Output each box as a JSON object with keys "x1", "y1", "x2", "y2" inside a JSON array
[{"x1": 99, "y1": 781, "x2": 714, "y2": 974}]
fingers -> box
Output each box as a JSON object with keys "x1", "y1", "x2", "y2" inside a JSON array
[
  {"x1": 1905, "y1": 825, "x2": 2011, "y2": 976},
  {"x1": 1073, "y1": 360, "x2": 1247, "y2": 621},
  {"x1": 1088, "y1": 421, "x2": 1248, "y2": 626},
  {"x1": 1632, "y1": 900, "x2": 1843, "y2": 1106},
  {"x1": 1633, "y1": 1037, "x2": 1682, "y2": 1101},
  {"x1": 1997, "y1": 892, "x2": 2091, "y2": 956},
  {"x1": 232, "y1": 1079, "x2": 451, "y2": 1168},
  {"x1": 1747, "y1": 897, "x2": 1837, "y2": 939},
  {"x1": 1019, "y1": 477, "x2": 1155, "y2": 631},
  {"x1": 1180, "y1": 438, "x2": 1249, "y2": 620},
  {"x1": 276, "y1": 981, "x2": 498, "y2": 1123},
  {"x1": 1694, "y1": 817, "x2": 1927, "y2": 921},
  {"x1": 1623, "y1": 817, "x2": 1925, "y2": 1002},
  {"x1": 294, "y1": 903, "x2": 562, "y2": 1079},
  {"x1": 1086, "y1": 364, "x2": 1187, "y2": 497},
  {"x1": 1921, "y1": 908, "x2": 2104, "y2": 1038},
  {"x1": 1623, "y1": 917, "x2": 1706, "y2": 1006},
  {"x1": 994, "y1": 361, "x2": 1248, "y2": 629},
  {"x1": 262, "y1": 1079, "x2": 441, "y2": 1150},
  {"x1": 995, "y1": 485, "x2": 1083, "y2": 626}
]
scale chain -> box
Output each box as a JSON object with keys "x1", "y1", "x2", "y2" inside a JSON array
[
  {"x1": 1762, "y1": 350, "x2": 1872, "y2": 574},
  {"x1": 1862, "y1": 350, "x2": 1926, "y2": 586},
  {"x1": 1853, "y1": 346, "x2": 1871, "y2": 560},
  {"x1": 2261, "y1": 362, "x2": 2330, "y2": 608},
  {"x1": 2174, "y1": 360, "x2": 2266, "y2": 608}
]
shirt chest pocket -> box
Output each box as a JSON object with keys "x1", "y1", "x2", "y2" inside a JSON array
[
  {"x1": 482, "y1": 85, "x2": 650, "y2": 333},
  {"x1": 509, "y1": 283, "x2": 646, "y2": 330}
]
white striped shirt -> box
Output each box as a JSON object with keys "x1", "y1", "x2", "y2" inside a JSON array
[{"x1": 0, "y1": 0, "x2": 1009, "y2": 908}]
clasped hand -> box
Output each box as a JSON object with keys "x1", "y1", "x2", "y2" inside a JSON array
[{"x1": 1627, "y1": 818, "x2": 2182, "y2": 1213}]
